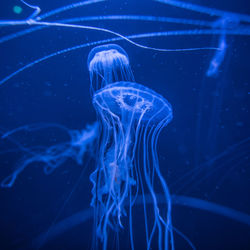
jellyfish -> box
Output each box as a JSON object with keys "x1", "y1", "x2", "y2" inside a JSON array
[
  {"x1": 87, "y1": 44, "x2": 135, "y2": 92},
  {"x1": 0, "y1": 1, "x2": 249, "y2": 249},
  {"x1": 0, "y1": 122, "x2": 98, "y2": 188},
  {"x1": 206, "y1": 15, "x2": 240, "y2": 77},
  {"x1": 91, "y1": 81, "x2": 173, "y2": 250}
]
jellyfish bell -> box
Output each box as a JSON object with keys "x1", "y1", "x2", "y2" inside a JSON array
[
  {"x1": 87, "y1": 44, "x2": 135, "y2": 92},
  {"x1": 91, "y1": 81, "x2": 174, "y2": 249},
  {"x1": 93, "y1": 81, "x2": 173, "y2": 124},
  {"x1": 87, "y1": 44, "x2": 130, "y2": 70}
]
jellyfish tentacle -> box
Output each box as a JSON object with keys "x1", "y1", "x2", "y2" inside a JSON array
[
  {"x1": 0, "y1": 0, "x2": 106, "y2": 43},
  {"x1": 3, "y1": 29, "x2": 244, "y2": 87},
  {"x1": 33, "y1": 193, "x2": 250, "y2": 248},
  {"x1": 1, "y1": 122, "x2": 98, "y2": 188},
  {"x1": 0, "y1": 14, "x2": 217, "y2": 44},
  {"x1": 21, "y1": 0, "x2": 41, "y2": 20},
  {"x1": 92, "y1": 79, "x2": 173, "y2": 249},
  {"x1": 37, "y1": 0, "x2": 106, "y2": 21},
  {"x1": 34, "y1": 19, "x2": 218, "y2": 53},
  {"x1": 1, "y1": 122, "x2": 69, "y2": 139},
  {"x1": 0, "y1": 16, "x2": 221, "y2": 53},
  {"x1": 173, "y1": 141, "x2": 250, "y2": 195},
  {"x1": 155, "y1": 0, "x2": 250, "y2": 23}
]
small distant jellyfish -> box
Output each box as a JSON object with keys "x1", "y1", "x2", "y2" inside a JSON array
[
  {"x1": 206, "y1": 34, "x2": 227, "y2": 77},
  {"x1": 206, "y1": 16, "x2": 239, "y2": 77},
  {"x1": 87, "y1": 44, "x2": 135, "y2": 92},
  {"x1": 91, "y1": 81, "x2": 174, "y2": 249}
]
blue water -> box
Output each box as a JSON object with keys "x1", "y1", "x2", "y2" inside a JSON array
[{"x1": 0, "y1": 0, "x2": 249, "y2": 249}]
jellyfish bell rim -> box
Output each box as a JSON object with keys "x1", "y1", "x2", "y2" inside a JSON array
[
  {"x1": 93, "y1": 81, "x2": 173, "y2": 125},
  {"x1": 87, "y1": 43, "x2": 130, "y2": 70}
]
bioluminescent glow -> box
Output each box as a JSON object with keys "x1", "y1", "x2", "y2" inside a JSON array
[
  {"x1": 1, "y1": 0, "x2": 250, "y2": 88},
  {"x1": 0, "y1": 0, "x2": 249, "y2": 88},
  {"x1": 206, "y1": 33, "x2": 227, "y2": 77},
  {"x1": 1, "y1": 122, "x2": 98, "y2": 188},
  {"x1": 154, "y1": 0, "x2": 250, "y2": 23},
  {"x1": 91, "y1": 81, "x2": 173, "y2": 249},
  {"x1": 88, "y1": 44, "x2": 135, "y2": 92},
  {"x1": 0, "y1": 0, "x2": 250, "y2": 249}
]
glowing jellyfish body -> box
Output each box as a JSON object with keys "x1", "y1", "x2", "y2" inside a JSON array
[
  {"x1": 91, "y1": 81, "x2": 173, "y2": 250},
  {"x1": 87, "y1": 44, "x2": 135, "y2": 92},
  {"x1": 1, "y1": 122, "x2": 98, "y2": 188},
  {"x1": 0, "y1": 1, "x2": 249, "y2": 249}
]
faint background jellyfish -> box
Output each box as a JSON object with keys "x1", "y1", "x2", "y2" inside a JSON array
[
  {"x1": 0, "y1": 122, "x2": 98, "y2": 188},
  {"x1": 91, "y1": 81, "x2": 173, "y2": 249},
  {"x1": 87, "y1": 44, "x2": 135, "y2": 92},
  {"x1": 194, "y1": 14, "x2": 243, "y2": 167},
  {"x1": 206, "y1": 15, "x2": 240, "y2": 78}
]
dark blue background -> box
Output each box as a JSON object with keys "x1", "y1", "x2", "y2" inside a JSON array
[{"x1": 0, "y1": 0, "x2": 249, "y2": 249}]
